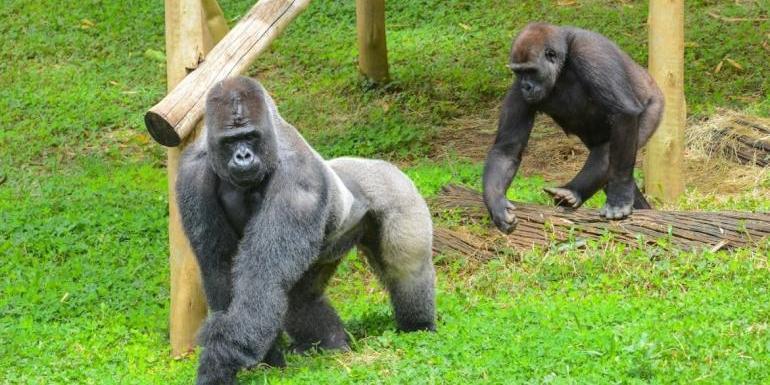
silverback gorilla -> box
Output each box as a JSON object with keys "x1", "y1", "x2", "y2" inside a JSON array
[
  {"x1": 483, "y1": 23, "x2": 664, "y2": 233},
  {"x1": 177, "y1": 77, "x2": 436, "y2": 385}
]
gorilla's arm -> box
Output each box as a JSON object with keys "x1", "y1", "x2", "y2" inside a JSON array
[
  {"x1": 568, "y1": 31, "x2": 644, "y2": 218},
  {"x1": 196, "y1": 171, "x2": 329, "y2": 385},
  {"x1": 483, "y1": 86, "x2": 535, "y2": 233},
  {"x1": 177, "y1": 148, "x2": 239, "y2": 312}
]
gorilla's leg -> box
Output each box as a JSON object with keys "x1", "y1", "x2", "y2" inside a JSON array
[
  {"x1": 637, "y1": 97, "x2": 664, "y2": 148},
  {"x1": 196, "y1": 214, "x2": 323, "y2": 385},
  {"x1": 628, "y1": 97, "x2": 661, "y2": 212},
  {"x1": 359, "y1": 216, "x2": 436, "y2": 332},
  {"x1": 285, "y1": 260, "x2": 349, "y2": 353},
  {"x1": 544, "y1": 142, "x2": 609, "y2": 208},
  {"x1": 603, "y1": 183, "x2": 651, "y2": 210},
  {"x1": 549, "y1": 142, "x2": 652, "y2": 211},
  {"x1": 260, "y1": 338, "x2": 286, "y2": 368}
]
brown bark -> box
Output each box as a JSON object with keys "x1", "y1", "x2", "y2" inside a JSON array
[
  {"x1": 145, "y1": 0, "x2": 312, "y2": 147},
  {"x1": 644, "y1": 0, "x2": 686, "y2": 204},
  {"x1": 432, "y1": 185, "x2": 770, "y2": 256},
  {"x1": 165, "y1": 0, "x2": 218, "y2": 357},
  {"x1": 355, "y1": 0, "x2": 389, "y2": 84},
  {"x1": 709, "y1": 120, "x2": 770, "y2": 167}
]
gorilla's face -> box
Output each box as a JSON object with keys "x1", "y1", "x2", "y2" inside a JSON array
[
  {"x1": 210, "y1": 123, "x2": 273, "y2": 187},
  {"x1": 205, "y1": 78, "x2": 278, "y2": 189},
  {"x1": 509, "y1": 24, "x2": 566, "y2": 104}
]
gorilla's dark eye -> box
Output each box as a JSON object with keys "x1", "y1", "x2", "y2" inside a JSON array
[{"x1": 545, "y1": 48, "x2": 557, "y2": 62}]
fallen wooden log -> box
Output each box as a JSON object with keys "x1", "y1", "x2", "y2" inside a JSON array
[
  {"x1": 144, "y1": 0, "x2": 312, "y2": 146},
  {"x1": 687, "y1": 113, "x2": 770, "y2": 167},
  {"x1": 432, "y1": 185, "x2": 770, "y2": 254},
  {"x1": 432, "y1": 227, "x2": 496, "y2": 262}
]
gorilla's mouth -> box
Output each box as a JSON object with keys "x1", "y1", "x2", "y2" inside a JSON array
[
  {"x1": 522, "y1": 89, "x2": 545, "y2": 103},
  {"x1": 228, "y1": 167, "x2": 266, "y2": 188}
]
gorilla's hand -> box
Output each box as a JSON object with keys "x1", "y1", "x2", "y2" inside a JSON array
[{"x1": 489, "y1": 199, "x2": 517, "y2": 234}]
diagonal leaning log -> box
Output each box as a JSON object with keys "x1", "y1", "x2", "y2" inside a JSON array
[{"x1": 144, "y1": 0, "x2": 312, "y2": 147}]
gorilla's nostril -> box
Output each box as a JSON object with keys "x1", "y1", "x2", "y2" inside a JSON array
[{"x1": 234, "y1": 149, "x2": 254, "y2": 166}]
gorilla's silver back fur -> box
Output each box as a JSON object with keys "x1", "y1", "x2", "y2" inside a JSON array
[{"x1": 176, "y1": 77, "x2": 436, "y2": 385}]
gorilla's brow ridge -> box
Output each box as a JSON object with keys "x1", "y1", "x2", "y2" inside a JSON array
[{"x1": 230, "y1": 92, "x2": 246, "y2": 125}]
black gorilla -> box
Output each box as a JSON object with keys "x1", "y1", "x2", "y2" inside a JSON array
[
  {"x1": 483, "y1": 22, "x2": 664, "y2": 233},
  {"x1": 176, "y1": 77, "x2": 436, "y2": 385}
]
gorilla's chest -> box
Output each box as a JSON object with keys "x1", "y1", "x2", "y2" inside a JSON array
[
  {"x1": 217, "y1": 182, "x2": 263, "y2": 236},
  {"x1": 539, "y1": 73, "x2": 611, "y2": 146}
]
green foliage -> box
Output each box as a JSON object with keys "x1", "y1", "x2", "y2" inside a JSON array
[{"x1": 1, "y1": 0, "x2": 769, "y2": 384}]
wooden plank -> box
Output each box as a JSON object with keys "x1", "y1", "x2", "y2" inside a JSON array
[
  {"x1": 165, "y1": 0, "x2": 228, "y2": 358},
  {"x1": 644, "y1": 0, "x2": 686, "y2": 203},
  {"x1": 145, "y1": 0, "x2": 313, "y2": 146},
  {"x1": 355, "y1": 0, "x2": 389, "y2": 83}
]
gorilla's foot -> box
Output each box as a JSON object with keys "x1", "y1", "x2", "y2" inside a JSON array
[
  {"x1": 290, "y1": 332, "x2": 350, "y2": 355},
  {"x1": 599, "y1": 202, "x2": 632, "y2": 220},
  {"x1": 290, "y1": 340, "x2": 351, "y2": 355},
  {"x1": 256, "y1": 344, "x2": 286, "y2": 368},
  {"x1": 397, "y1": 320, "x2": 436, "y2": 333},
  {"x1": 544, "y1": 187, "x2": 582, "y2": 208}
]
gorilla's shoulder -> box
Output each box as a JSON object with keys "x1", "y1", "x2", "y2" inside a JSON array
[
  {"x1": 178, "y1": 143, "x2": 214, "y2": 188},
  {"x1": 270, "y1": 161, "x2": 330, "y2": 216},
  {"x1": 180, "y1": 141, "x2": 209, "y2": 165}
]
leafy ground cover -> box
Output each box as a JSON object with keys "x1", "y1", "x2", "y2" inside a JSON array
[{"x1": 1, "y1": 1, "x2": 769, "y2": 384}]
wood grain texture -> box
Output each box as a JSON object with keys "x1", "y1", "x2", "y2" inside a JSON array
[
  {"x1": 145, "y1": 0, "x2": 312, "y2": 146},
  {"x1": 432, "y1": 185, "x2": 770, "y2": 256},
  {"x1": 644, "y1": 0, "x2": 686, "y2": 203},
  {"x1": 166, "y1": 0, "x2": 228, "y2": 358},
  {"x1": 355, "y1": 0, "x2": 389, "y2": 83}
]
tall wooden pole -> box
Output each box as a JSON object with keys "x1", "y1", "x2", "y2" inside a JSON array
[
  {"x1": 644, "y1": 0, "x2": 686, "y2": 203},
  {"x1": 165, "y1": 0, "x2": 228, "y2": 357},
  {"x1": 201, "y1": 0, "x2": 229, "y2": 43},
  {"x1": 356, "y1": 0, "x2": 389, "y2": 84}
]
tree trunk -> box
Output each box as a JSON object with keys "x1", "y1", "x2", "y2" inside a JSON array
[
  {"x1": 432, "y1": 185, "x2": 770, "y2": 256},
  {"x1": 644, "y1": 0, "x2": 686, "y2": 203},
  {"x1": 355, "y1": 0, "x2": 389, "y2": 84},
  {"x1": 165, "y1": 0, "x2": 228, "y2": 358}
]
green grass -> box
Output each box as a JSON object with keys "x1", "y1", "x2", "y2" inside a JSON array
[{"x1": 1, "y1": 0, "x2": 769, "y2": 384}]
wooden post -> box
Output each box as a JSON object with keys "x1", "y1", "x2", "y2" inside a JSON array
[
  {"x1": 201, "y1": 0, "x2": 229, "y2": 42},
  {"x1": 145, "y1": 0, "x2": 313, "y2": 146},
  {"x1": 356, "y1": 0, "x2": 389, "y2": 84},
  {"x1": 165, "y1": 0, "x2": 228, "y2": 357},
  {"x1": 644, "y1": 0, "x2": 686, "y2": 203}
]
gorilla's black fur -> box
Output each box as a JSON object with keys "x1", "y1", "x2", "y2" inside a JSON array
[
  {"x1": 483, "y1": 23, "x2": 664, "y2": 233},
  {"x1": 176, "y1": 77, "x2": 435, "y2": 385}
]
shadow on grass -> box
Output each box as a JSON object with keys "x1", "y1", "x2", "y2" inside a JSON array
[{"x1": 344, "y1": 308, "x2": 394, "y2": 340}]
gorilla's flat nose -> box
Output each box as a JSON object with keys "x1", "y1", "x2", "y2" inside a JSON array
[
  {"x1": 521, "y1": 81, "x2": 533, "y2": 92},
  {"x1": 233, "y1": 148, "x2": 255, "y2": 167}
]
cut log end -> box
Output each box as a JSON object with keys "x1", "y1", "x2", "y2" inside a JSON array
[{"x1": 145, "y1": 111, "x2": 181, "y2": 147}]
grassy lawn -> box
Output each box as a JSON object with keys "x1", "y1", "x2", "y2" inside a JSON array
[{"x1": 1, "y1": 0, "x2": 769, "y2": 384}]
